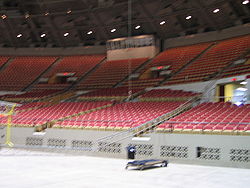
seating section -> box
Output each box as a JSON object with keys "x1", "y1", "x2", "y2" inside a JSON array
[
  {"x1": 149, "y1": 43, "x2": 212, "y2": 73},
  {"x1": 0, "y1": 56, "x2": 9, "y2": 68},
  {"x1": 0, "y1": 101, "x2": 111, "y2": 126},
  {"x1": 220, "y1": 58, "x2": 250, "y2": 78},
  {"x1": 157, "y1": 102, "x2": 250, "y2": 133},
  {"x1": 0, "y1": 36, "x2": 249, "y2": 135},
  {"x1": 44, "y1": 55, "x2": 105, "y2": 78},
  {"x1": 77, "y1": 58, "x2": 148, "y2": 89},
  {"x1": 122, "y1": 78, "x2": 162, "y2": 89},
  {"x1": 166, "y1": 35, "x2": 250, "y2": 85},
  {"x1": 0, "y1": 56, "x2": 57, "y2": 91},
  {"x1": 77, "y1": 87, "x2": 143, "y2": 101},
  {"x1": 57, "y1": 101, "x2": 184, "y2": 129},
  {"x1": 122, "y1": 43, "x2": 211, "y2": 88},
  {"x1": 1, "y1": 89, "x2": 60, "y2": 101},
  {"x1": 140, "y1": 89, "x2": 199, "y2": 98},
  {"x1": 0, "y1": 102, "x2": 47, "y2": 123},
  {"x1": 32, "y1": 83, "x2": 70, "y2": 90},
  {"x1": 31, "y1": 55, "x2": 105, "y2": 90},
  {"x1": 15, "y1": 102, "x2": 49, "y2": 111}
]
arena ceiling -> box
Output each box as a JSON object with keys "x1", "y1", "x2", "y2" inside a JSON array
[{"x1": 0, "y1": 0, "x2": 249, "y2": 48}]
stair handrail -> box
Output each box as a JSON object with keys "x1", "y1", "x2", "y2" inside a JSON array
[{"x1": 96, "y1": 95, "x2": 201, "y2": 146}]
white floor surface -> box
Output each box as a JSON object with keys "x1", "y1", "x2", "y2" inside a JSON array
[{"x1": 0, "y1": 148, "x2": 250, "y2": 188}]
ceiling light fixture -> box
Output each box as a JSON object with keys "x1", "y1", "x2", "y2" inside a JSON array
[
  {"x1": 213, "y1": 8, "x2": 220, "y2": 13},
  {"x1": 25, "y1": 13, "x2": 30, "y2": 19},
  {"x1": 40, "y1": 33, "x2": 46, "y2": 38},
  {"x1": 186, "y1": 15, "x2": 192, "y2": 20},
  {"x1": 44, "y1": 12, "x2": 49, "y2": 16},
  {"x1": 17, "y1": 34, "x2": 22, "y2": 38},
  {"x1": 111, "y1": 28, "x2": 116, "y2": 33},
  {"x1": 160, "y1": 20, "x2": 166, "y2": 25},
  {"x1": 87, "y1": 31, "x2": 93, "y2": 35},
  {"x1": 64, "y1": 32, "x2": 69, "y2": 37},
  {"x1": 135, "y1": 25, "x2": 141, "y2": 29},
  {"x1": 67, "y1": 10, "x2": 72, "y2": 14},
  {"x1": 1, "y1": 14, "x2": 7, "y2": 19},
  {"x1": 242, "y1": 0, "x2": 249, "y2": 4}
]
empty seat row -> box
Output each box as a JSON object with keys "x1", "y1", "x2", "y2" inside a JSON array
[{"x1": 157, "y1": 102, "x2": 250, "y2": 133}]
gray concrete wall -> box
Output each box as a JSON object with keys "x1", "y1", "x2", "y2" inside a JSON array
[
  {"x1": 3, "y1": 127, "x2": 250, "y2": 168},
  {"x1": 0, "y1": 46, "x2": 106, "y2": 56},
  {"x1": 164, "y1": 24, "x2": 250, "y2": 49}
]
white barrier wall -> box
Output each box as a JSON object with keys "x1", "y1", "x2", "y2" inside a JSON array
[
  {"x1": 152, "y1": 74, "x2": 249, "y2": 102},
  {"x1": 4, "y1": 127, "x2": 250, "y2": 169}
]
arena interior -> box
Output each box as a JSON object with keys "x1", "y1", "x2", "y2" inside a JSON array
[{"x1": 0, "y1": 0, "x2": 250, "y2": 187}]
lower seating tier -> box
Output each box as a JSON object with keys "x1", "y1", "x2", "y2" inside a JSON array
[
  {"x1": 55, "y1": 101, "x2": 184, "y2": 130},
  {"x1": 157, "y1": 102, "x2": 250, "y2": 133},
  {"x1": 0, "y1": 101, "x2": 112, "y2": 126}
]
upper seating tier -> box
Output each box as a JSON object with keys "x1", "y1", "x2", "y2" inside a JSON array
[
  {"x1": 44, "y1": 55, "x2": 105, "y2": 78},
  {"x1": 165, "y1": 35, "x2": 250, "y2": 85},
  {"x1": 77, "y1": 58, "x2": 148, "y2": 89},
  {"x1": 122, "y1": 43, "x2": 212, "y2": 88},
  {"x1": 0, "y1": 56, "x2": 57, "y2": 91}
]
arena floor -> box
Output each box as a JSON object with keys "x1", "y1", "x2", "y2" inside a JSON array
[{"x1": 0, "y1": 148, "x2": 250, "y2": 188}]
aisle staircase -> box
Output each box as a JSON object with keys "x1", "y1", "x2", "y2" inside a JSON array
[
  {"x1": 93, "y1": 95, "x2": 201, "y2": 147},
  {"x1": 159, "y1": 42, "x2": 216, "y2": 86},
  {"x1": 35, "y1": 103, "x2": 113, "y2": 132},
  {"x1": 0, "y1": 57, "x2": 14, "y2": 72},
  {"x1": 22, "y1": 57, "x2": 63, "y2": 91},
  {"x1": 113, "y1": 55, "x2": 159, "y2": 88},
  {"x1": 69, "y1": 57, "x2": 107, "y2": 90}
]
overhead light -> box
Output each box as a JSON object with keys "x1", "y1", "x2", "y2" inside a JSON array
[
  {"x1": 160, "y1": 20, "x2": 166, "y2": 25},
  {"x1": 67, "y1": 10, "x2": 72, "y2": 14},
  {"x1": 64, "y1": 32, "x2": 69, "y2": 37},
  {"x1": 44, "y1": 12, "x2": 49, "y2": 16},
  {"x1": 25, "y1": 13, "x2": 30, "y2": 19},
  {"x1": 111, "y1": 28, "x2": 116, "y2": 33},
  {"x1": 236, "y1": 87, "x2": 247, "y2": 91},
  {"x1": 17, "y1": 34, "x2": 22, "y2": 38},
  {"x1": 242, "y1": 0, "x2": 249, "y2": 4},
  {"x1": 87, "y1": 31, "x2": 93, "y2": 35},
  {"x1": 186, "y1": 15, "x2": 192, "y2": 20},
  {"x1": 40, "y1": 33, "x2": 46, "y2": 38},
  {"x1": 240, "y1": 81, "x2": 247, "y2": 85},
  {"x1": 1, "y1": 14, "x2": 7, "y2": 19},
  {"x1": 213, "y1": 8, "x2": 220, "y2": 13},
  {"x1": 135, "y1": 25, "x2": 141, "y2": 29},
  {"x1": 235, "y1": 102, "x2": 243, "y2": 106}
]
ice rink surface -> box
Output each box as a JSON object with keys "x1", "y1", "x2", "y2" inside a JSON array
[{"x1": 0, "y1": 148, "x2": 250, "y2": 188}]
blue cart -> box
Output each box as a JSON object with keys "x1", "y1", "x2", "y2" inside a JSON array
[{"x1": 125, "y1": 159, "x2": 168, "y2": 170}]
